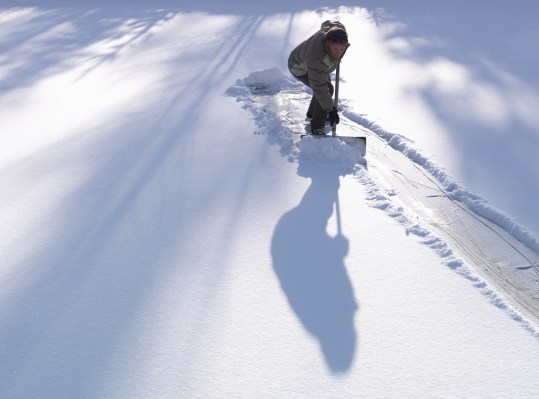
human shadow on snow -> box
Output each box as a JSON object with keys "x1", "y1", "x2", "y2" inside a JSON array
[{"x1": 271, "y1": 163, "x2": 359, "y2": 374}]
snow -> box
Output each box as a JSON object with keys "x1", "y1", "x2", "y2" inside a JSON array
[{"x1": 1, "y1": 1, "x2": 539, "y2": 398}]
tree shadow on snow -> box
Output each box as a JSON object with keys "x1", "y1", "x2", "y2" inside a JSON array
[
  {"x1": 0, "y1": 4, "x2": 265, "y2": 398},
  {"x1": 271, "y1": 162, "x2": 359, "y2": 374}
]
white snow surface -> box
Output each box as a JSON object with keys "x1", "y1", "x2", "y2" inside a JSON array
[{"x1": 1, "y1": 1, "x2": 539, "y2": 398}]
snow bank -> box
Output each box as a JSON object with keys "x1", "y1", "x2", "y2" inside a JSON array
[
  {"x1": 342, "y1": 102, "x2": 539, "y2": 255},
  {"x1": 354, "y1": 165, "x2": 539, "y2": 338},
  {"x1": 226, "y1": 66, "x2": 299, "y2": 97},
  {"x1": 242, "y1": 67, "x2": 286, "y2": 90},
  {"x1": 226, "y1": 67, "x2": 300, "y2": 160}
]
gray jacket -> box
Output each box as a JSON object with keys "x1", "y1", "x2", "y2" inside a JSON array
[{"x1": 288, "y1": 21, "x2": 350, "y2": 111}]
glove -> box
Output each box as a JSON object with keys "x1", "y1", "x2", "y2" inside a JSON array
[{"x1": 328, "y1": 108, "x2": 340, "y2": 126}]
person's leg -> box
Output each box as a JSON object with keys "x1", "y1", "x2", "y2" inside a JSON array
[
  {"x1": 310, "y1": 80, "x2": 334, "y2": 130},
  {"x1": 292, "y1": 74, "x2": 316, "y2": 119},
  {"x1": 307, "y1": 96, "x2": 315, "y2": 118},
  {"x1": 291, "y1": 74, "x2": 334, "y2": 131}
]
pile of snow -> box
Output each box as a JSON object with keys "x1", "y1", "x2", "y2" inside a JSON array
[
  {"x1": 242, "y1": 67, "x2": 286, "y2": 90},
  {"x1": 298, "y1": 135, "x2": 363, "y2": 175},
  {"x1": 227, "y1": 66, "x2": 298, "y2": 96}
]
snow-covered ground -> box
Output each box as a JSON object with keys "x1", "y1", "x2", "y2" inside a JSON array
[{"x1": 1, "y1": 1, "x2": 539, "y2": 398}]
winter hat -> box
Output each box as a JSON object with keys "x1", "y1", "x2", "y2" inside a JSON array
[{"x1": 325, "y1": 27, "x2": 348, "y2": 45}]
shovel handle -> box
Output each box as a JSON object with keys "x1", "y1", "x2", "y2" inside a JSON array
[{"x1": 332, "y1": 62, "x2": 340, "y2": 136}]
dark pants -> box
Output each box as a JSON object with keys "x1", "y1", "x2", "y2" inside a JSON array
[{"x1": 293, "y1": 74, "x2": 334, "y2": 130}]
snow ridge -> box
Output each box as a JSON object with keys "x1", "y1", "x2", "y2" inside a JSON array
[
  {"x1": 343, "y1": 103, "x2": 539, "y2": 256},
  {"x1": 226, "y1": 67, "x2": 301, "y2": 161},
  {"x1": 354, "y1": 166, "x2": 539, "y2": 338}
]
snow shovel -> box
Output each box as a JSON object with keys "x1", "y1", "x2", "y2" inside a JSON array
[
  {"x1": 302, "y1": 62, "x2": 366, "y2": 149},
  {"x1": 331, "y1": 62, "x2": 341, "y2": 137}
]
